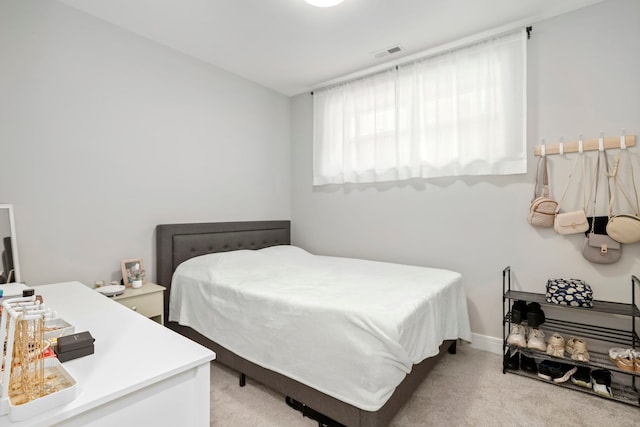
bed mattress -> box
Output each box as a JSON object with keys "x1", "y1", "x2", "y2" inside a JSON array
[{"x1": 169, "y1": 245, "x2": 471, "y2": 411}]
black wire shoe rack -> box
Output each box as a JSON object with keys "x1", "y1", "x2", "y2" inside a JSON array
[{"x1": 502, "y1": 266, "x2": 640, "y2": 407}]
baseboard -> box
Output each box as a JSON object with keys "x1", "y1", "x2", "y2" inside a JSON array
[{"x1": 468, "y1": 333, "x2": 503, "y2": 355}]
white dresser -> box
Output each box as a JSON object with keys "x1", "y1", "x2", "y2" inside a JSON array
[{"x1": 0, "y1": 281, "x2": 215, "y2": 426}]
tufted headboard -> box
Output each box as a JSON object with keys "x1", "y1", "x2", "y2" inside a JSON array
[{"x1": 155, "y1": 220, "x2": 291, "y2": 323}]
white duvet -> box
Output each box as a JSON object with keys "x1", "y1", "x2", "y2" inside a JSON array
[{"x1": 169, "y1": 245, "x2": 471, "y2": 411}]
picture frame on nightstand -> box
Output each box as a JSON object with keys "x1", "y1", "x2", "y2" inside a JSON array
[{"x1": 121, "y1": 258, "x2": 146, "y2": 287}]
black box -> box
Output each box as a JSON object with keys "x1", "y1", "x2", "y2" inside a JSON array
[{"x1": 56, "y1": 331, "x2": 95, "y2": 362}]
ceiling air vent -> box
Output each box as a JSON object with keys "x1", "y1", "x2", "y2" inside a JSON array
[{"x1": 372, "y1": 44, "x2": 404, "y2": 59}]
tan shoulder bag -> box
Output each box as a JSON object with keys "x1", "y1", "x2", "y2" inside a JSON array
[
  {"x1": 528, "y1": 156, "x2": 558, "y2": 227},
  {"x1": 605, "y1": 150, "x2": 640, "y2": 244},
  {"x1": 554, "y1": 152, "x2": 589, "y2": 235}
]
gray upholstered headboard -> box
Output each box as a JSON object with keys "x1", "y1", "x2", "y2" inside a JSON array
[{"x1": 155, "y1": 220, "x2": 291, "y2": 322}]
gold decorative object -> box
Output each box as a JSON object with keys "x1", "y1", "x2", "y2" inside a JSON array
[{"x1": 0, "y1": 296, "x2": 77, "y2": 420}]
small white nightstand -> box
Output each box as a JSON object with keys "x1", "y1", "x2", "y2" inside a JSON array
[{"x1": 112, "y1": 282, "x2": 166, "y2": 324}]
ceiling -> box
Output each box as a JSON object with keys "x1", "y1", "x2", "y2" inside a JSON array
[{"x1": 57, "y1": 0, "x2": 604, "y2": 96}]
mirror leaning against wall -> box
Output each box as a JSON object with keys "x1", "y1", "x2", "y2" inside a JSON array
[{"x1": 0, "y1": 204, "x2": 20, "y2": 284}]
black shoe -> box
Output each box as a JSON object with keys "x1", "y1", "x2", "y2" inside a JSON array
[
  {"x1": 552, "y1": 363, "x2": 577, "y2": 383},
  {"x1": 570, "y1": 366, "x2": 592, "y2": 388},
  {"x1": 591, "y1": 369, "x2": 613, "y2": 397},
  {"x1": 504, "y1": 349, "x2": 519, "y2": 370},
  {"x1": 526, "y1": 302, "x2": 545, "y2": 328},
  {"x1": 511, "y1": 300, "x2": 528, "y2": 324},
  {"x1": 520, "y1": 353, "x2": 537, "y2": 373},
  {"x1": 537, "y1": 360, "x2": 575, "y2": 382},
  {"x1": 537, "y1": 360, "x2": 559, "y2": 381}
]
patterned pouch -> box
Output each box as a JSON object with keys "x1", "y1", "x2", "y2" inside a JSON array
[{"x1": 545, "y1": 278, "x2": 593, "y2": 308}]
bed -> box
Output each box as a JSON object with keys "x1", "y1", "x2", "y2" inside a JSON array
[{"x1": 156, "y1": 220, "x2": 471, "y2": 427}]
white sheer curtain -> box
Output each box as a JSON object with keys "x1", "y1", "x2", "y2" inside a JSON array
[{"x1": 313, "y1": 29, "x2": 527, "y2": 185}]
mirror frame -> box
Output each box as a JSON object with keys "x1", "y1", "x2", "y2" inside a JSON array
[{"x1": 0, "y1": 204, "x2": 20, "y2": 283}]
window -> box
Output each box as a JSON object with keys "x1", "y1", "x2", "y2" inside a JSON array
[{"x1": 313, "y1": 30, "x2": 527, "y2": 185}]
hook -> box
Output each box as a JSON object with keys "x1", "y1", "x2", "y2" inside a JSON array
[{"x1": 620, "y1": 129, "x2": 627, "y2": 150}]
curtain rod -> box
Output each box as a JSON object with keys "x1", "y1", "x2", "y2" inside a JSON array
[{"x1": 311, "y1": 23, "x2": 533, "y2": 95}]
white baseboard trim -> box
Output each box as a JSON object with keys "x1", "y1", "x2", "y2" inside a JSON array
[{"x1": 468, "y1": 333, "x2": 503, "y2": 355}]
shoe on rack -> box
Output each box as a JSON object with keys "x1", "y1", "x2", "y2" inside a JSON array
[
  {"x1": 537, "y1": 360, "x2": 560, "y2": 381},
  {"x1": 537, "y1": 360, "x2": 574, "y2": 382},
  {"x1": 552, "y1": 363, "x2": 577, "y2": 383},
  {"x1": 565, "y1": 336, "x2": 579, "y2": 355},
  {"x1": 569, "y1": 338, "x2": 590, "y2": 362},
  {"x1": 507, "y1": 324, "x2": 527, "y2": 348},
  {"x1": 608, "y1": 347, "x2": 628, "y2": 363},
  {"x1": 591, "y1": 369, "x2": 613, "y2": 398},
  {"x1": 526, "y1": 302, "x2": 545, "y2": 328},
  {"x1": 546, "y1": 333, "x2": 565, "y2": 358},
  {"x1": 520, "y1": 353, "x2": 538, "y2": 373},
  {"x1": 527, "y1": 328, "x2": 547, "y2": 352},
  {"x1": 510, "y1": 300, "x2": 528, "y2": 324},
  {"x1": 570, "y1": 366, "x2": 592, "y2": 388},
  {"x1": 614, "y1": 350, "x2": 635, "y2": 372},
  {"x1": 504, "y1": 349, "x2": 519, "y2": 370},
  {"x1": 608, "y1": 347, "x2": 640, "y2": 372}
]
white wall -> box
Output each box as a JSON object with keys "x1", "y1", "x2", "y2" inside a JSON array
[
  {"x1": 0, "y1": 0, "x2": 291, "y2": 286},
  {"x1": 291, "y1": 0, "x2": 640, "y2": 342}
]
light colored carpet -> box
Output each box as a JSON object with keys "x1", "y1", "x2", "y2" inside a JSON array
[{"x1": 210, "y1": 342, "x2": 638, "y2": 426}]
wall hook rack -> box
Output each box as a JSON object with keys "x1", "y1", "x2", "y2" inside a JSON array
[{"x1": 534, "y1": 135, "x2": 635, "y2": 157}]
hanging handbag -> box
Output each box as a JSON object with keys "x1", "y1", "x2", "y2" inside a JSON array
[
  {"x1": 582, "y1": 233, "x2": 621, "y2": 264},
  {"x1": 554, "y1": 152, "x2": 589, "y2": 235},
  {"x1": 607, "y1": 214, "x2": 640, "y2": 243},
  {"x1": 605, "y1": 150, "x2": 640, "y2": 244},
  {"x1": 555, "y1": 210, "x2": 589, "y2": 234},
  {"x1": 528, "y1": 156, "x2": 558, "y2": 227},
  {"x1": 582, "y1": 151, "x2": 622, "y2": 264},
  {"x1": 584, "y1": 216, "x2": 608, "y2": 236}
]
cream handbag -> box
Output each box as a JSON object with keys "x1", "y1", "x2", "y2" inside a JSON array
[
  {"x1": 554, "y1": 152, "x2": 588, "y2": 235},
  {"x1": 605, "y1": 151, "x2": 640, "y2": 244},
  {"x1": 555, "y1": 211, "x2": 589, "y2": 235},
  {"x1": 528, "y1": 156, "x2": 558, "y2": 227},
  {"x1": 607, "y1": 215, "x2": 640, "y2": 243}
]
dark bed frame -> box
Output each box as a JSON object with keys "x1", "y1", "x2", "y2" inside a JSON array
[{"x1": 156, "y1": 220, "x2": 456, "y2": 427}]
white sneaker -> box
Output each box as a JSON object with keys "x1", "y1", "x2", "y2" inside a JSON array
[
  {"x1": 608, "y1": 347, "x2": 628, "y2": 362},
  {"x1": 507, "y1": 324, "x2": 527, "y2": 348},
  {"x1": 632, "y1": 350, "x2": 640, "y2": 373},
  {"x1": 565, "y1": 336, "x2": 579, "y2": 356},
  {"x1": 570, "y1": 338, "x2": 590, "y2": 362},
  {"x1": 527, "y1": 328, "x2": 547, "y2": 351},
  {"x1": 546, "y1": 333, "x2": 565, "y2": 358}
]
